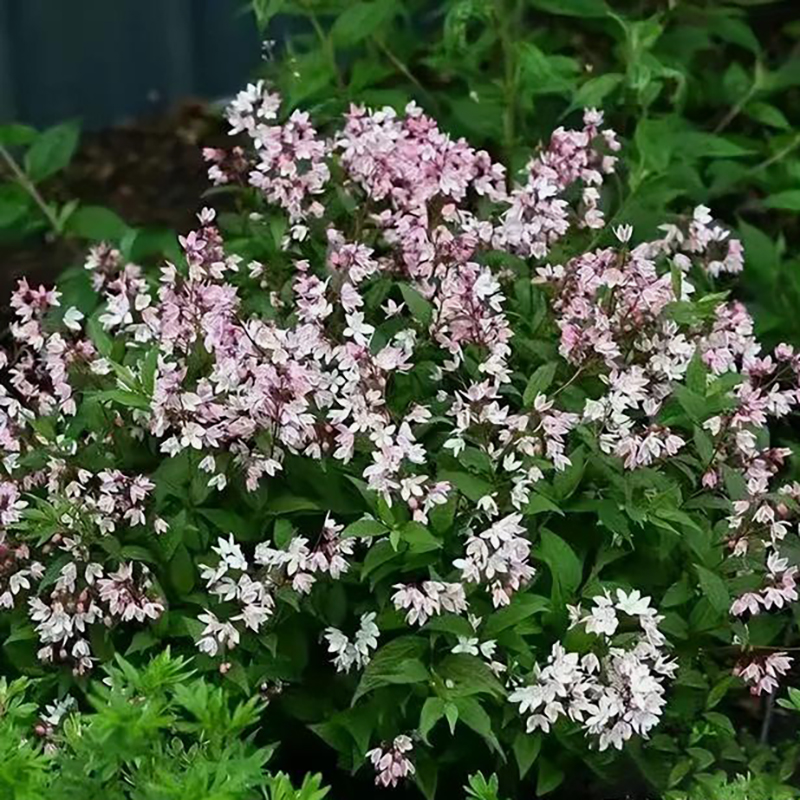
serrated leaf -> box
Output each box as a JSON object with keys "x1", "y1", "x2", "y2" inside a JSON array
[
  {"x1": 536, "y1": 756, "x2": 564, "y2": 795},
  {"x1": 398, "y1": 283, "x2": 433, "y2": 326},
  {"x1": 342, "y1": 518, "x2": 389, "y2": 538},
  {"x1": 65, "y1": 205, "x2": 129, "y2": 242},
  {"x1": 537, "y1": 529, "x2": 582, "y2": 600},
  {"x1": 483, "y1": 594, "x2": 549, "y2": 637},
  {"x1": 25, "y1": 121, "x2": 80, "y2": 182},
  {"x1": 695, "y1": 564, "x2": 730, "y2": 614},
  {"x1": 332, "y1": 1, "x2": 398, "y2": 46},
  {"x1": 419, "y1": 697, "x2": 445, "y2": 742},
  {"x1": 453, "y1": 696, "x2": 502, "y2": 755},
  {"x1": 513, "y1": 731, "x2": 541, "y2": 779},
  {"x1": 354, "y1": 637, "x2": 429, "y2": 702},
  {"x1": 523, "y1": 363, "x2": 557, "y2": 406},
  {"x1": 436, "y1": 654, "x2": 506, "y2": 698}
]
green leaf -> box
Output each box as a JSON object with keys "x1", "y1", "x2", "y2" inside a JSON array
[
  {"x1": 423, "y1": 614, "x2": 474, "y2": 638},
  {"x1": 517, "y1": 44, "x2": 580, "y2": 96},
  {"x1": 439, "y1": 471, "x2": 493, "y2": 502},
  {"x1": 197, "y1": 508, "x2": 257, "y2": 541},
  {"x1": 764, "y1": 191, "x2": 800, "y2": 211},
  {"x1": 331, "y1": 1, "x2": 398, "y2": 46},
  {"x1": 568, "y1": 73, "x2": 623, "y2": 112},
  {"x1": 86, "y1": 315, "x2": 113, "y2": 357},
  {"x1": 523, "y1": 363, "x2": 557, "y2": 406},
  {"x1": 552, "y1": 446, "x2": 585, "y2": 500},
  {"x1": 25, "y1": 121, "x2": 80, "y2": 182},
  {"x1": 483, "y1": 594, "x2": 549, "y2": 637},
  {"x1": 362, "y1": 539, "x2": 400, "y2": 578},
  {"x1": 445, "y1": 701, "x2": 459, "y2": 734},
  {"x1": 662, "y1": 575, "x2": 692, "y2": 607},
  {"x1": 273, "y1": 519, "x2": 294, "y2": 549},
  {"x1": 714, "y1": 14, "x2": 761, "y2": 54},
  {"x1": 693, "y1": 427, "x2": 714, "y2": 463},
  {"x1": 126, "y1": 629, "x2": 158, "y2": 655},
  {"x1": 745, "y1": 101, "x2": 790, "y2": 130},
  {"x1": 682, "y1": 132, "x2": 754, "y2": 158},
  {"x1": 0, "y1": 184, "x2": 33, "y2": 228},
  {"x1": 706, "y1": 676, "x2": 736, "y2": 710},
  {"x1": 695, "y1": 565, "x2": 730, "y2": 615},
  {"x1": 353, "y1": 637, "x2": 429, "y2": 702},
  {"x1": 528, "y1": 0, "x2": 608, "y2": 16},
  {"x1": 169, "y1": 545, "x2": 195, "y2": 595},
  {"x1": 634, "y1": 116, "x2": 679, "y2": 176},
  {"x1": 537, "y1": 529, "x2": 582, "y2": 600},
  {"x1": 436, "y1": 654, "x2": 506, "y2": 698},
  {"x1": 93, "y1": 389, "x2": 151, "y2": 410},
  {"x1": 0, "y1": 123, "x2": 38, "y2": 146},
  {"x1": 65, "y1": 205, "x2": 129, "y2": 242},
  {"x1": 398, "y1": 283, "x2": 433, "y2": 326},
  {"x1": 119, "y1": 545, "x2": 157, "y2": 564},
  {"x1": 536, "y1": 756, "x2": 564, "y2": 795},
  {"x1": 686, "y1": 351, "x2": 709, "y2": 395},
  {"x1": 512, "y1": 731, "x2": 541, "y2": 779},
  {"x1": 266, "y1": 494, "x2": 321, "y2": 514},
  {"x1": 673, "y1": 386, "x2": 709, "y2": 422},
  {"x1": 419, "y1": 697, "x2": 446, "y2": 742},
  {"x1": 343, "y1": 518, "x2": 390, "y2": 538},
  {"x1": 251, "y1": 0, "x2": 286, "y2": 29},
  {"x1": 453, "y1": 696, "x2": 502, "y2": 755},
  {"x1": 399, "y1": 521, "x2": 442, "y2": 553},
  {"x1": 140, "y1": 346, "x2": 159, "y2": 396},
  {"x1": 737, "y1": 220, "x2": 778, "y2": 276}
]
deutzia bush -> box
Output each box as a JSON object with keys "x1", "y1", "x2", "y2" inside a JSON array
[{"x1": 1, "y1": 81, "x2": 799, "y2": 798}]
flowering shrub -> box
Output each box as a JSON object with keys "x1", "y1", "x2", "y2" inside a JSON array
[{"x1": 1, "y1": 81, "x2": 800, "y2": 798}]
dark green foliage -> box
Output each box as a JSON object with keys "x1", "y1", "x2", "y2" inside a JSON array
[{"x1": 251, "y1": 0, "x2": 800, "y2": 351}]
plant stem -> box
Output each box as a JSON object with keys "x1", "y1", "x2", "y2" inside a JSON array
[
  {"x1": 495, "y1": 0, "x2": 518, "y2": 163},
  {"x1": 0, "y1": 142, "x2": 61, "y2": 232},
  {"x1": 714, "y1": 61, "x2": 762, "y2": 134},
  {"x1": 760, "y1": 689, "x2": 776, "y2": 744},
  {"x1": 306, "y1": 8, "x2": 344, "y2": 91},
  {"x1": 375, "y1": 39, "x2": 441, "y2": 115},
  {"x1": 748, "y1": 132, "x2": 800, "y2": 176}
]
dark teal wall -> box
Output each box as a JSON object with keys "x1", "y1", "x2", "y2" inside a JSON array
[{"x1": 0, "y1": 0, "x2": 260, "y2": 128}]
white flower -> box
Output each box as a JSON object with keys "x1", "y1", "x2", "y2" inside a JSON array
[
  {"x1": 343, "y1": 312, "x2": 375, "y2": 346},
  {"x1": 613, "y1": 224, "x2": 633, "y2": 243},
  {"x1": 452, "y1": 636, "x2": 479, "y2": 656},
  {"x1": 63, "y1": 307, "x2": 85, "y2": 331}
]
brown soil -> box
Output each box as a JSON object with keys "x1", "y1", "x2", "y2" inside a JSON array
[{"x1": 0, "y1": 100, "x2": 228, "y2": 302}]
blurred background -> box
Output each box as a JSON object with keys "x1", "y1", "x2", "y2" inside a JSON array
[
  {"x1": 0, "y1": 0, "x2": 258, "y2": 128},
  {"x1": 0, "y1": 0, "x2": 259, "y2": 298}
]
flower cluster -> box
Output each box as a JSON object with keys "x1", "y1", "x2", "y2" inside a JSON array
[
  {"x1": 733, "y1": 651, "x2": 793, "y2": 696},
  {"x1": 197, "y1": 517, "x2": 357, "y2": 653},
  {"x1": 454, "y1": 513, "x2": 535, "y2": 607},
  {"x1": 30, "y1": 560, "x2": 162, "y2": 675},
  {"x1": 366, "y1": 735, "x2": 415, "y2": 788},
  {"x1": 324, "y1": 611, "x2": 380, "y2": 673},
  {"x1": 392, "y1": 580, "x2": 468, "y2": 626},
  {"x1": 510, "y1": 591, "x2": 676, "y2": 751}
]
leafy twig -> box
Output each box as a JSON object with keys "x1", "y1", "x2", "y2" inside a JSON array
[{"x1": 0, "y1": 142, "x2": 61, "y2": 232}]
